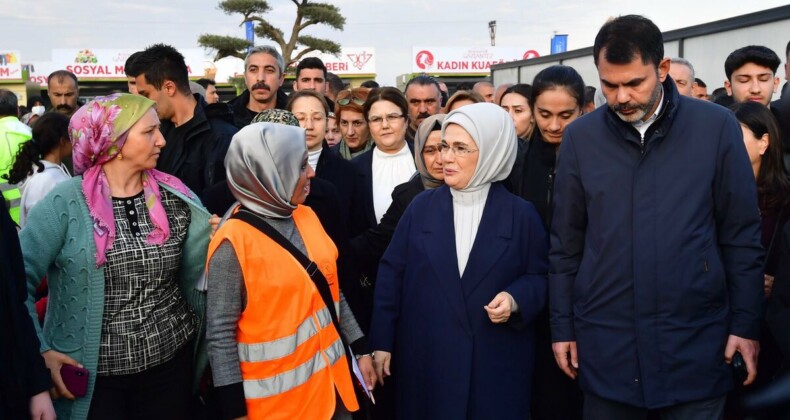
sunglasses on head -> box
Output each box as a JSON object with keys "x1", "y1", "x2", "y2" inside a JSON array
[{"x1": 336, "y1": 96, "x2": 366, "y2": 106}]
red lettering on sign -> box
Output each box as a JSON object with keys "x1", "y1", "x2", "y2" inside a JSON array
[
  {"x1": 0, "y1": 68, "x2": 9, "y2": 77},
  {"x1": 115, "y1": 65, "x2": 125, "y2": 74}
]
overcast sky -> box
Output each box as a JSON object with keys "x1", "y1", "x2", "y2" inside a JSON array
[{"x1": 1, "y1": 0, "x2": 787, "y2": 85}]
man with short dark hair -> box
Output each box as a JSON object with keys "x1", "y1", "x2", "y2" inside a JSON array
[
  {"x1": 360, "y1": 80, "x2": 379, "y2": 89},
  {"x1": 472, "y1": 81, "x2": 495, "y2": 103},
  {"x1": 0, "y1": 89, "x2": 31, "y2": 224},
  {"x1": 325, "y1": 72, "x2": 344, "y2": 103},
  {"x1": 46, "y1": 70, "x2": 79, "y2": 117},
  {"x1": 724, "y1": 45, "x2": 781, "y2": 106},
  {"x1": 404, "y1": 75, "x2": 441, "y2": 142},
  {"x1": 551, "y1": 15, "x2": 763, "y2": 418},
  {"x1": 227, "y1": 45, "x2": 288, "y2": 129},
  {"x1": 196, "y1": 78, "x2": 220, "y2": 104},
  {"x1": 293, "y1": 57, "x2": 327, "y2": 94},
  {"x1": 668, "y1": 57, "x2": 696, "y2": 97},
  {"x1": 134, "y1": 44, "x2": 238, "y2": 196},
  {"x1": 124, "y1": 51, "x2": 142, "y2": 94},
  {"x1": 693, "y1": 78, "x2": 709, "y2": 100}
]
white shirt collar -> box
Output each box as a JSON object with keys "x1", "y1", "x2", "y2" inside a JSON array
[{"x1": 631, "y1": 86, "x2": 665, "y2": 137}]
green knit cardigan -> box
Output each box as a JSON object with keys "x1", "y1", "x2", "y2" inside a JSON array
[{"x1": 20, "y1": 176, "x2": 211, "y2": 420}]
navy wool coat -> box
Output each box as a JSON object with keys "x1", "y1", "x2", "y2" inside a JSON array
[
  {"x1": 550, "y1": 77, "x2": 764, "y2": 408},
  {"x1": 369, "y1": 183, "x2": 548, "y2": 419}
]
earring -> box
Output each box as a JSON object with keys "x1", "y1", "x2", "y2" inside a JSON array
[{"x1": 117, "y1": 153, "x2": 123, "y2": 160}]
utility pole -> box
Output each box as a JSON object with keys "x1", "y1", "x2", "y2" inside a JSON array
[{"x1": 489, "y1": 20, "x2": 497, "y2": 46}]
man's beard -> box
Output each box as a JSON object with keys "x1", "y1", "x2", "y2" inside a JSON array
[{"x1": 611, "y1": 81, "x2": 662, "y2": 123}]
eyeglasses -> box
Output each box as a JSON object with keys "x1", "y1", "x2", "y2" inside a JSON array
[
  {"x1": 438, "y1": 141, "x2": 478, "y2": 156},
  {"x1": 368, "y1": 113, "x2": 404, "y2": 125}
]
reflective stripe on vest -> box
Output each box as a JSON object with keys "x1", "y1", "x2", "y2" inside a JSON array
[
  {"x1": 1, "y1": 183, "x2": 21, "y2": 223},
  {"x1": 242, "y1": 336, "x2": 345, "y2": 399},
  {"x1": 238, "y1": 307, "x2": 333, "y2": 363}
]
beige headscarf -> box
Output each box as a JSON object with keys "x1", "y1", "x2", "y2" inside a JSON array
[{"x1": 414, "y1": 114, "x2": 447, "y2": 190}]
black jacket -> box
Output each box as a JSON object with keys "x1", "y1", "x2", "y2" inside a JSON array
[
  {"x1": 315, "y1": 142, "x2": 366, "y2": 236},
  {"x1": 157, "y1": 95, "x2": 238, "y2": 198},
  {"x1": 771, "y1": 94, "x2": 790, "y2": 170},
  {"x1": 350, "y1": 142, "x2": 416, "y2": 230},
  {"x1": 510, "y1": 131, "x2": 558, "y2": 229},
  {"x1": 0, "y1": 206, "x2": 51, "y2": 418},
  {"x1": 227, "y1": 89, "x2": 289, "y2": 129}
]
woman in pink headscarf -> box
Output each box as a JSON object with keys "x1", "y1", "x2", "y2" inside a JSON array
[{"x1": 19, "y1": 93, "x2": 212, "y2": 420}]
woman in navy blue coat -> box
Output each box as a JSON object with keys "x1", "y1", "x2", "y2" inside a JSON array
[{"x1": 369, "y1": 103, "x2": 549, "y2": 419}]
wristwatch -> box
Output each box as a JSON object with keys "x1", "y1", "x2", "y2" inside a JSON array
[{"x1": 355, "y1": 352, "x2": 374, "y2": 360}]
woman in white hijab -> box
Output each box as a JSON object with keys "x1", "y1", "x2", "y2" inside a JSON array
[
  {"x1": 369, "y1": 103, "x2": 549, "y2": 419},
  {"x1": 205, "y1": 123, "x2": 375, "y2": 420}
]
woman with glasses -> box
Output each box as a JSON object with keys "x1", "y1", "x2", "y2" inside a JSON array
[
  {"x1": 369, "y1": 103, "x2": 548, "y2": 419},
  {"x1": 333, "y1": 87, "x2": 374, "y2": 160},
  {"x1": 351, "y1": 87, "x2": 416, "y2": 230}
]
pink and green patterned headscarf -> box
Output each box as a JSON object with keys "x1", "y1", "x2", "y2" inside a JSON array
[{"x1": 70, "y1": 93, "x2": 192, "y2": 266}]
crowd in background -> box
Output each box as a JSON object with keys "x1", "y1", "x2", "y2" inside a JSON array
[{"x1": 2, "y1": 13, "x2": 790, "y2": 420}]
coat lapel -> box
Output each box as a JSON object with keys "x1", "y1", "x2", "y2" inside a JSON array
[
  {"x1": 459, "y1": 184, "x2": 512, "y2": 297},
  {"x1": 423, "y1": 187, "x2": 473, "y2": 335},
  {"x1": 358, "y1": 151, "x2": 376, "y2": 226}
]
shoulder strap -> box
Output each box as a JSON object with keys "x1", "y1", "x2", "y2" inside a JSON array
[{"x1": 231, "y1": 209, "x2": 342, "y2": 331}]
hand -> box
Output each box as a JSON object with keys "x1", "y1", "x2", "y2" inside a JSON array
[
  {"x1": 356, "y1": 355, "x2": 377, "y2": 390},
  {"x1": 725, "y1": 335, "x2": 760, "y2": 386},
  {"x1": 764, "y1": 274, "x2": 775, "y2": 298},
  {"x1": 552, "y1": 341, "x2": 578, "y2": 379},
  {"x1": 209, "y1": 214, "x2": 221, "y2": 239},
  {"x1": 42, "y1": 349, "x2": 82, "y2": 400},
  {"x1": 29, "y1": 390, "x2": 56, "y2": 420},
  {"x1": 484, "y1": 292, "x2": 514, "y2": 323},
  {"x1": 373, "y1": 350, "x2": 391, "y2": 386}
]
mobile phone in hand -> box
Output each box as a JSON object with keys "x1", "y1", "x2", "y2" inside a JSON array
[
  {"x1": 60, "y1": 365, "x2": 89, "y2": 398},
  {"x1": 731, "y1": 351, "x2": 748, "y2": 385}
]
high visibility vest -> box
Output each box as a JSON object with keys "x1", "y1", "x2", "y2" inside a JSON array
[
  {"x1": 207, "y1": 205, "x2": 359, "y2": 420},
  {"x1": 0, "y1": 116, "x2": 32, "y2": 224}
]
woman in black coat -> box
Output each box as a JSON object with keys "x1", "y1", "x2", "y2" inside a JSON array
[
  {"x1": 0, "y1": 205, "x2": 55, "y2": 419},
  {"x1": 514, "y1": 65, "x2": 587, "y2": 420}
]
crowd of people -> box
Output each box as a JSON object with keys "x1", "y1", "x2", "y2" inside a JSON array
[{"x1": 1, "y1": 13, "x2": 790, "y2": 420}]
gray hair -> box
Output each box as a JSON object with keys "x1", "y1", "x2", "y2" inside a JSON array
[
  {"x1": 245, "y1": 46, "x2": 285, "y2": 76},
  {"x1": 670, "y1": 57, "x2": 695, "y2": 78}
]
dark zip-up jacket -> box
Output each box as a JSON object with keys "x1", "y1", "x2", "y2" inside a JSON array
[{"x1": 550, "y1": 77, "x2": 764, "y2": 408}]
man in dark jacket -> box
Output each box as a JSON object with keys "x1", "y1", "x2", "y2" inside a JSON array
[
  {"x1": 550, "y1": 15, "x2": 764, "y2": 417},
  {"x1": 133, "y1": 44, "x2": 238, "y2": 197},
  {"x1": 227, "y1": 45, "x2": 288, "y2": 129}
]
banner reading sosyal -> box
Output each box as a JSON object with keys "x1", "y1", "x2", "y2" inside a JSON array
[{"x1": 27, "y1": 49, "x2": 208, "y2": 85}]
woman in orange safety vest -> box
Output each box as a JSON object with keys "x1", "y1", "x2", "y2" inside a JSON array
[{"x1": 206, "y1": 122, "x2": 376, "y2": 420}]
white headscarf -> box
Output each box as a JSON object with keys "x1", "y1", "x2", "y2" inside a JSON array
[{"x1": 441, "y1": 103, "x2": 517, "y2": 191}]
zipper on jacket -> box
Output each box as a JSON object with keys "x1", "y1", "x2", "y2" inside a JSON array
[
  {"x1": 704, "y1": 260, "x2": 709, "y2": 272},
  {"x1": 640, "y1": 133, "x2": 646, "y2": 155}
]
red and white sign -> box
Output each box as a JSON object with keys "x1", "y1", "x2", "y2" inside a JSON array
[
  {"x1": 27, "y1": 48, "x2": 208, "y2": 85},
  {"x1": 293, "y1": 47, "x2": 376, "y2": 76},
  {"x1": 411, "y1": 46, "x2": 540, "y2": 75},
  {"x1": 0, "y1": 51, "x2": 23, "y2": 81}
]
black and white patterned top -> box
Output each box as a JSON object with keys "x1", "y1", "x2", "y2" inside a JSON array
[{"x1": 97, "y1": 188, "x2": 197, "y2": 376}]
